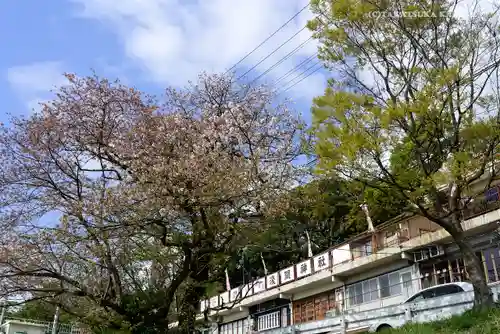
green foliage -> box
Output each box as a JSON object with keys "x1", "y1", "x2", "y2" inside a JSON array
[
  {"x1": 377, "y1": 308, "x2": 500, "y2": 333},
  {"x1": 309, "y1": 0, "x2": 500, "y2": 214},
  {"x1": 309, "y1": 0, "x2": 500, "y2": 305},
  {"x1": 9, "y1": 301, "x2": 76, "y2": 323},
  {"x1": 225, "y1": 177, "x2": 408, "y2": 285}
]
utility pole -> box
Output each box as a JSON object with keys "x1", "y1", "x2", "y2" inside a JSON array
[
  {"x1": 360, "y1": 203, "x2": 375, "y2": 232},
  {"x1": 0, "y1": 301, "x2": 5, "y2": 326},
  {"x1": 51, "y1": 306, "x2": 60, "y2": 334}
]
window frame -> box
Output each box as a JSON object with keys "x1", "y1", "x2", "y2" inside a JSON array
[{"x1": 346, "y1": 270, "x2": 411, "y2": 307}]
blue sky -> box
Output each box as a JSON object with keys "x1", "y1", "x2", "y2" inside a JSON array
[
  {"x1": 1, "y1": 0, "x2": 330, "y2": 227},
  {"x1": 1, "y1": 0, "x2": 329, "y2": 127}
]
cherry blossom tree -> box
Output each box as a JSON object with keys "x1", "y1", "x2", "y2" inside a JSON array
[{"x1": 0, "y1": 72, "x2": 305, "y2": 333}]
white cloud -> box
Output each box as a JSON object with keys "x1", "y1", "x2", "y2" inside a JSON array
[
  {"x1": 7, "y1": 61, "x2": 67, "y2": 112},
  {"x1": 455, "y1": 0, "x2": 498, "y2": 19},
  {"x1": 71, "y1": 0, "x2": 326, "y2": 101}
]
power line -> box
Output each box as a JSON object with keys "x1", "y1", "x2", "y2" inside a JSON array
[
  {"x1": 248, "y1": 37, "x2": 314, "y2": 86},
  {"x1": 281, "y1": 64, "x2": 324, "y2": 94},
  {"x1": 275, "y1": 52, "x2": 318, "y2": 85},
  {"x1": 226, "y1": 3, "x2": 310, "y2": 74},
  {"x1": 237, "y1": 26, "x2": 308, "y2": 80},
  {"x1": 281, "y1": 60, "x2": 321, "y2": 88},
  {"x1": 283, "y1": 60, "x2": 321, "y2": 87},
  {"x1": 280, "y1": 58, "x2": 321, "y2": 89}
]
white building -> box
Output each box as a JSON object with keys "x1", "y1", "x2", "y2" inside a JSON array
[{"x1": 183, "y1": 182, "x2": 500, "y2": 333}]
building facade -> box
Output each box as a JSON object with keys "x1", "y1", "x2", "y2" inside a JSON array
[{"x1": 191, "y1": 183, "x2": 500, "y2": 333}]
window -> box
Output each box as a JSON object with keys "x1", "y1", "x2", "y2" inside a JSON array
[
  {"x1": 347, "y1": 282, "x2": 364, "y2": 305},
  {"x1": 236, "y1": 320, "x2": 243, "y2": 334},
  {"x1": 379, "y1": 274, "x2": 390, "y2": 298},
  {"x1": 362, "y1": 278, "x2": 379, "y2": 302},
  {"x1": 257, "y1": 310, "x2": 281, "y2": 331},
  {"x1": 389, "y1": 272, "x2": 402, "y2": 295},
  {"x1": 483, "y1": 248, "x2": 500, "y2": 282},
  {"x1": 432, "y1": 285, "x2": 463, "y2": 298},
  {"x1": 406, "y1": 284, "x2": 463, "y2": 303},
  {"x1": 406, "y1": 292, "x2": 425, "y2": 303},
  {"x1": 347, "y1": 285, "x2": 356, "y2": 306},
  {"x1": 346, "y1": 270, "x2": 408, "y2": 307},
  {"x1": 348, "y1": 279, "x2": 378, "y2": 305},
  {"x1": 379, "y1": 272, "x2": 403, "y2": 298},
  {"x1": 405, "y1": 289, "x2": 435, "y2": 303},
  {"x1": 364, "y1": 241, "x2": 372, "y2": 256},
  {"x1": 347, "y1": 285, "x2": 354, "y2": 305},
  {"x1": 353, "y1": 240, "x2": 372, "y2": 258},
  {"x1": 402, "y1": 272, "x2": 414, "y2": 297},
  {"x1": 219, "y1": 319, "x2": 247, "y2": 334}
]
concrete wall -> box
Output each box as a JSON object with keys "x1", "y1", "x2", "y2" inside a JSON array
[
  {"x1": 221, "y1": 310, "x2": 249, "y2": 323},
  {"x1": 405, "y1": 216, "x2": 441, "y2": 238},
  {"x1": 292, "y1": 279, "x2": 339, "y2": 301},
  {"x1": 343, "y1": 261, "x2": 412, "y2": 286},
  {"x1": 2, "y1": 322, "x2": 47, "y2": 334},
  {"x1": 332, "y1": 244, "x2": 351, "y2": 265},
  {"x1": 375, "y1": 215, "x2": 441, "y2": 250}
]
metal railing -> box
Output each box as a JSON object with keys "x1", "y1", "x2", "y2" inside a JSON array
[
  {"x1": 257, "y1": 310, "x2": 281, "y2": 331},
  {"x1": 463, "y1": 198, "x2": 500, "y2": 220}
]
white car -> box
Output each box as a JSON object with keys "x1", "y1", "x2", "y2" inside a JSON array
[
  {"x1": 402, "y1": 282, "x2": 474, "y2": 304},
  {"x1": 373, "y1": 282, "x2": 475, "y2": 332}
]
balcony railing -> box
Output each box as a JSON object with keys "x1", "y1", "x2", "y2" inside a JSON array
[
  {"x1": 463, "y1": 199, "x2": 500, "y2": 220},
  {"x1": 257, "y1": 311, "x2": 281, "y2": 331},
  {"x1": 380, "y1": 233, "x2": 411, "y2": 249}
]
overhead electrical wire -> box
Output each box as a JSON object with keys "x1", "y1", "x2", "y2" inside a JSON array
[
  {"x1": 274, "y1": 53, "x2": 318, "y2": 85},
  {"x1": 237, "y1": 26, "x2": 308, "y2": 80},
  {"x1": 226, "y1": 3, "x2": 311, "y2": 74},
  {"x1": 281, "y1": 64, "x2": 324, "y2": 94},
  {"x1": 281, "y1": 60, "x2": 322, "y2": 89},
  {"x1": 248, "y1": 37, "x2": 314, "y2": 86},
  {"x1": 225, "y1": 3, "x2": 333, "y2": 95},
  {"x1": 242, "y1": 21, "x2": 323, "y2": 88}
]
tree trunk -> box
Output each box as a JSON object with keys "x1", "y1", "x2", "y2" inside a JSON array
[
  {"x1": 453, "y1": 231, "x2": 493, "y2": 309},
  {"x1": 178, "y1": 283, "x2": 199, "y2": 334}
]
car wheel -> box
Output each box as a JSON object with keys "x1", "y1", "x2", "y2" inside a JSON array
[{"x1": 376, "y1": 324, "x2": 392, "y2": 332}]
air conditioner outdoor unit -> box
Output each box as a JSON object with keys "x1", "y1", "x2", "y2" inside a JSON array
[
  {"x1": 428, "y1": 245, "x2": 445, "y2": 258},
  {"x1": 414, "y1": 249, "x2": 429, "y2": 262}
]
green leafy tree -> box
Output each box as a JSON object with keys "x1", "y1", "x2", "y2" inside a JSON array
[
  {"x1": 308, "y1": 0, "x2": 500, "y2": 308},
  {"x1": 8, "y1": 301, "x2": 75, "y2": 323},
  {"x1": 225, "y1": 177, "x2": 408, "y2": 283}
]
